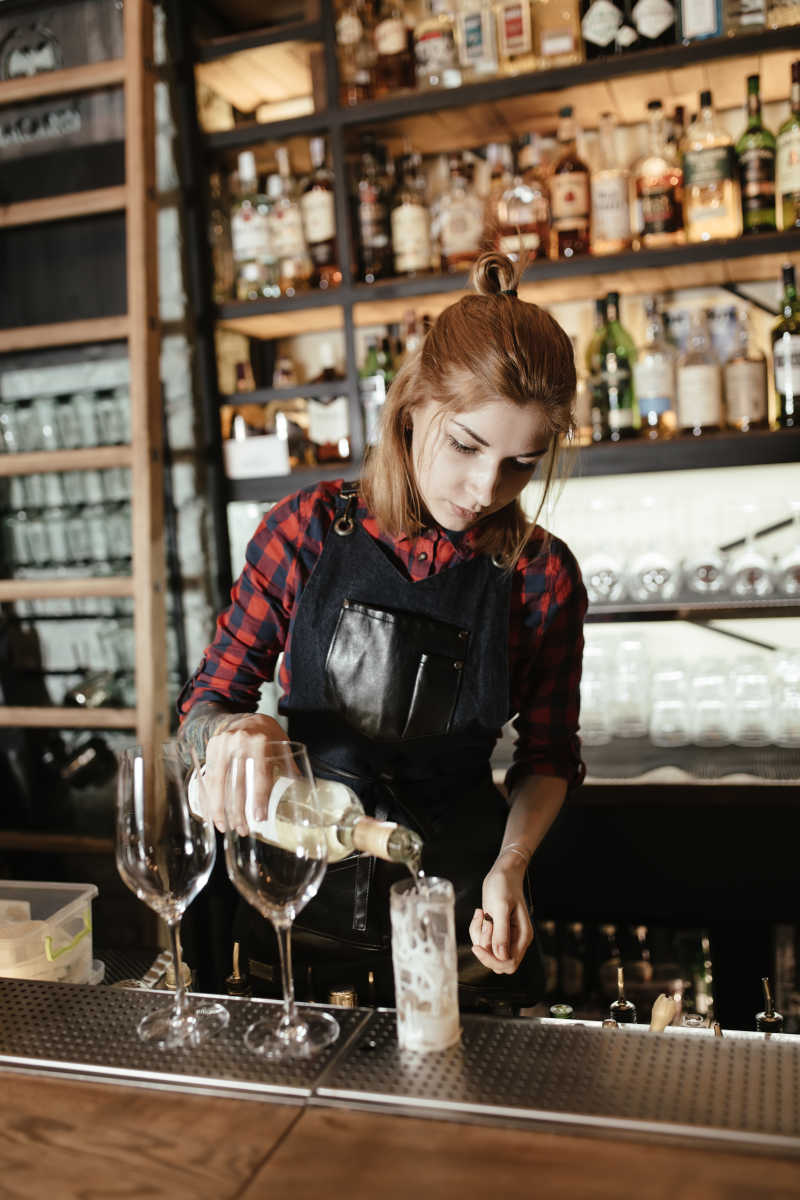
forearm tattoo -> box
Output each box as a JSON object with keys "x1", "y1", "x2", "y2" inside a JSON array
[{"x1": 176, "y1": 701, "x2": 248, "y2": 765}]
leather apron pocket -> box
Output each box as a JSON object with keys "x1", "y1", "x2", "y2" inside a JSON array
[{"x1": 324, "y1": 599, "x2": 469, "y2": 741}]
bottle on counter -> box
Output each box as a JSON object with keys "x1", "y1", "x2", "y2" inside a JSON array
[
  {"x1": 683, "y1": 90, "x2": 743, "y2": 242},
  {"x1": 772, "y1": 263, "x2": 800, "y2": 428},
  {"x1": 756, "y1": 976, "x2": 784, "y2": 1033},
  {"x1": 230, "y1": 151, "x2": 277, "y2": 302},
  {"x1": 634, "y1": 297, "x2": 677, "y2": 439},
  {"x1": 269, "y1": 147, "x2": 313, "y2": 296},
  {"x1": 735, "y1": 74, "x2": 776, "y2": 233},
  {"x1": 677, "y1": 308, "x2": 724, "y2": 436},
  {"x1": 301, "y1": 137, "x2": 341, "y2": 290},
  {"x1": 724, "y1": 308, "x2": 768, "y2": 431},
  {"x1": 438, "y1": 152, "x2": 485, "y2": 273},
  {"x1": 591, "y1": 111, "x2": 633, "y2": 256},
  {"x1": 414, "y1": 0, "x2": 462, "y2": 89},
  {"x1": 549, "y1": 105, "x2": 591, "y2": 259},
  {"x1": 494, "y1": 133, "x2": 550, "y2": 261},
  {"x1": 587, "y1": 291, "x2": 638, "y2": 441},
  {"x1": 336, "y1": 0, "x2": 374, "y2": 106},
  {"x1": 354, "y1": 134, "x2": 393, "y2": 284},
  {"x1": 679, "y1": 0, "x2": 723, "y2": 39},
  {"x1": 374, "y1": 0, "x2": 415, "y2": 93},
  {"x1": 634, "y1": 100, "x2": 686, "y2": 249},
  {"x1": 391, "y1": 147, "x2": 433, "y2": 277},
  {"x1": 609, "y1": 965, "x2": 638, "y2": 1023},
  {"x1": 580, "y1": 0, "x2": 625, "y2": 57},
  {"x1": 776, "y1": 61, "x2": 800, "y2": 232},
  {"x1": 496, "y1": 0, "x2": 536, "y2": 73},
  {"x1": 632, "y1": 0, "x2": 677, "y2": 46},
  {"x1": 455, "y1": 0, "x2": 500, "y2": 78},
  {"x1": 532, "y1": 0, "x2": 583, "y2": 68}
]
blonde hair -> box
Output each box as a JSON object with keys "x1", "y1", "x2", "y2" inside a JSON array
[{"x1": 360, "y1": 250, "x2": 577, "y2": 567}]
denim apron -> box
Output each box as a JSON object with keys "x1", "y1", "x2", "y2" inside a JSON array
[{"x1": 237, "y1": 484, "x2": 544, "y2": 1010}]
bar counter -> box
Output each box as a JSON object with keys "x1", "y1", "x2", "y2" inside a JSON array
[{"x1": 1, "y1": 978, "x2": 800, "y2": 1197}]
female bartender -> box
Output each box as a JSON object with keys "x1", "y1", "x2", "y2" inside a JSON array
[{"x1": 178, "y1": 249, "x2": 586, "y2": 1013}]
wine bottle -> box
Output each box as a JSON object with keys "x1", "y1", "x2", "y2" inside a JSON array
[
  {"x1": 735, "y1": 74, "x2": 776, "y2": 233},
  {"x1": 772, "y1": 263, "x2": 800, "y2": 428},
  {"x1": 755, "y1": 976, "x2": 784, "y2": 1033},
  {"x1": 776, "y1": 61, "x2": 800, "y2": 232},
  {"x1": 609, "y1": 965, "x2": 637, "y2": 1023},
  {"x1": 588, "y1": 292, "x2": 638, "y2": 441}
]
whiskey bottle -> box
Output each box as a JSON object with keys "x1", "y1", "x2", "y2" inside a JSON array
[
  {"x1": 532, "y1": 0, "x2": 583, "y2": 67},
  {"x1": 591, "y1": 111, "x2": 633, "y2": 256},
  {"x1": 676, "y1": 308, "x2": 723, "y2": 435},
  {"x1": 634, "y1": 298, "x2": 677, "y2": 439},
  {"x1": 724, "y1": 308, "x2": 768, "y2": 432},
  {"x1": 777, "y1": 61, "x2": 800, "y2": 231},
  {"x1": 269, "y1": 148, "x2": 313, "y2": 296},
  {"x1": 336, "y1": 0, "x2": 374, "y2": 106},
  {"x1": 414, "y1": 0, "x2": 462, "y2": 89},
  {"x1": 374, "y1": 0, "x2": 415, "y2": 94},
  {"x1": 772, "y1": 263, "x2": 800, "y2": 428},
  {"x1": 495, "y1": 134, "x2": 550, "y2": 261},
  {"x1": 580, "y1": 0, "x2": 625, "y2": 56},
  {"x1": 496, "y1": 0, "x2": 537, "y2": 73},
  {"x1": 683, "y1": 90, "x2": 743, "y2": 242},
  {"x1": 549, "y1": 105, "x2": 591, "y2": 259},
  {"x1": 391, "y1": 148, "x2": 433, "y2": 276},
  {"x1": 483, "y1": 141, "x2": 515, "y2": 245},
  {"x1": 439, "y1": 153, "x2": 485, "y2": 273},
  {"x1": 735, "y1": 74, "x2": 776, "y2": 233},
  {"x1": 300, "y1": 137, "x2": 341, "y2": 290},
  {"x1": 308, "y1": 344, "x2": 350, "y2": 464},
  {"x1": 354, "y1": 134, "x2": 393, "y2": 283},
  {"x1": 456, "y1": 0, "x2": 500, "y2": 78},
  {"x1": 587, "y1": 291, "x2": 638, "y2": 441},
  {"x1": 634, "y1": 100, "x2": 685, "y2": 248},
  {"x1": 230, "y1": 151, "x2": 275, "y2": 302}
]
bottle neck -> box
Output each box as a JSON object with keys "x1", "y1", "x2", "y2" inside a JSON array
[
  {"x1": 647, "y1": 113, "x2": 665, "y2": 156},
  {"x1": 747, "y1": 91, "x2": 762, "y2": 129}
]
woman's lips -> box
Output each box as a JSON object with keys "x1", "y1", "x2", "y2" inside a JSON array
[{"x1": 450, "y1": 502, "x2": 481, "y2": 519}]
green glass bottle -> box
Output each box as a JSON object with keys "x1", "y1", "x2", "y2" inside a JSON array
[
  {"x1": 587, "y1": 292, "x2": 638, "y2": 442},
  {"x1": 777, "y1": 60, "x2": 800, "y2": 232},
  {"x1": 735, "y1": 74, "x2": 776, "y2": 233},
  {"x1": 772, "y1": 264, "x2": 800, "y2": 428}
]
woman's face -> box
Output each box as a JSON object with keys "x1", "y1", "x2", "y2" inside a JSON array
[{"x1": 409, "y1": 397, "x2": 551, "y2": 532}]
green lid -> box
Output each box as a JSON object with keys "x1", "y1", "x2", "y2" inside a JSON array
[{"x1": 549, "y1": 1003, "x2": 574, "y2": 1019}]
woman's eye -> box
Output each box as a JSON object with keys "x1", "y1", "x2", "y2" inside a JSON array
[
  {"x1": 447, "y1": 434, "x2": 478, "y2": 455},
  {"x1": 510, "y1": 458, "x2": 538, "y2": 472}
]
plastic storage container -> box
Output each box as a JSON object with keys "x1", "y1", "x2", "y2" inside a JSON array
[{"x1": 0, "y1": 881, "x2": 103, "y2": 984}]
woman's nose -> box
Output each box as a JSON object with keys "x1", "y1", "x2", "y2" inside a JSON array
[{"x1": 468, "y1": 463, "x2": 500, "y2": 507}]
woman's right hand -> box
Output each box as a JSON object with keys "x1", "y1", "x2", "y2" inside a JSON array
[{"x1": 202, "y1": 713, "x2": 288, "y2": 834}]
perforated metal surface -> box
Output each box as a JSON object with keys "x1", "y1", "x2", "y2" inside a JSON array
[
  {"x1": 0, "y1": 978, "x2": 367, "y2": 1099},
  {"x1": 317, "y1": 1011, "x2": 800, "y2": 1152}
]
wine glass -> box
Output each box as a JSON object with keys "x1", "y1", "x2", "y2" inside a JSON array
[
  {"x1": 221, "y1": 741, "x2": 340, "y2": 1059},
  {"x1": 115, "y1": 740, "x2": 230, "y2": 1048}
]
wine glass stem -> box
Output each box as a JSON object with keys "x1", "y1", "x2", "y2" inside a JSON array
[
  {"x1": 274, "y1": 921, "x2": 296, "y2": 1031},
  {"x1": 168, "y1": 920, "x2": 189, "y2": 1024}
]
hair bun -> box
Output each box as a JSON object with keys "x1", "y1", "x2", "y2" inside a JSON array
[{"x1": 471, "y1": 250, "x2": 520, "y2": 297}]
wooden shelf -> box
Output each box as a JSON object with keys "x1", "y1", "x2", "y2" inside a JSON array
[
  {"x1": 0, "y1": 59, "x2": 126, "y2": 107},
  {"x1": 0, "y1": 831, "x2": 114, "y2": 854},
  {"x1": 0, "y1": 707, "x2": 136, "y2": 729},
  {"x1": 217, "y1": 302, "x2": 343, "y2": 339},
  {"x1": 0, "y1": 446, "x2": 132, "y2": 478},
  {"x1": 0, "y1": 316, "x2": 129, "y2": 354},
  {"x1": 219, "y1": 379, "x2": 347, "y2": 406},
  {"x1": 0, "y1": 187, "x2": 127, "y2": 231},
  {"x1": 0, "y1": 578, "x2": 133, "y2": 602},
  {"x1": 195, "y1": 19, "x2": 324, "y2": 62}
]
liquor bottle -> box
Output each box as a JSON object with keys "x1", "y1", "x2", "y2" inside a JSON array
[
  {"x1": 308, "y1": 345, "x2": 350, "y2": 463},
  {"x1": 456, "y1": 0, "x2": 500, "y2": 78},
  {"x1": 269, "y1": 147, "x2": 313, "y2": 296},
  {"x1": 679, "y1": 0, "x2": 723, "y2": 38},
  {"x1": 570, "y1": 338, "x2": 593, "y2": 443},
  {"x1": 591, "y1": 111, "x2": 633, "y2": 256},
  {"x1": 230, "y1": 151, "x2": 275, "y2": 302},
  {"x1": 676, "y1": 308, "x2": 723, "y2": 435},
  {"x1": 439, "y1": 153, "x2": 484, "y2": 273},
  {"x1": 549, "y1": 105, "x2": 591, "y2": 259},
  {"x1": 374, "y1": 0, "x2": 415, "y2": 94},
  {"x1": 609, "y1": 966, "x2": 637, "y2": 1023},
  {"x1": 724, "y1": 309, "x2": 768, "y2": 431},
  {"x1": 587, "y1": 292, "x2": 638, "y2": 440},
  {"x1": 483, "y1": 142, "x2": 515, "y2": 244},
  {"x1": 634, "y1": 100, "x2": 685, "y2": 248},
  {"x1": 735, "y1": 75, "x2": 776, "y2": 233},
  {"x1": 300, "y1": 137, "x2": 341, "y2": 290},
  {"x1": 208, "y1": 171, "x2": 234, "y2": 303},
  {"x1": 772, "y1": 263, "x2": 800, "y2": 428},
  {"x1": 580, "y1": 0, "x2": 625, "y2": 57},
  {"x1": 755, "y1": 977, "x2": 784, "y2": 1033},
  {"x1": 723, "y1": 0, "x2": 766, "y2": 30},
  {"x1": 634, "y1": 298, "x2": 677, "y2": 438},
  {"x1": 777, "y1": 61, "x2": 800, "y2": 231},
  {"x1": 683, "y1": 90, "x2": 743, "y2": 242},
  {"x1": 390, "y1": 148, "x2": 433, "y2": 276},
  {"x1": 360, "y1": 337, "x2": 391, "y2": 443},
  {"x1": 336, "y1": 0, "x2": 374, "y2": 106},
  {"x1": 632, "y1": 0, "x2": 677, "y2": 45},
  {"x1": 531, "y1": 0, "x2": 583, "y2": 67},
  {"x1": 414, "y1": 0, "x2": 462, "y2": 89},
  {"x1": 496, "y1": 0, "x2": 537, "y2": 73},
  {"x1": 495, "y1": 134, "x2": 550, "y2": 260},
  {"x1": 354, "y1": 135, "x2": 393, "y2": 283}
]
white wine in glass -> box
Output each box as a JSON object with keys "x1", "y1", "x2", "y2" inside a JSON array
[
  {"x1": 221, "y1": 741, "x2": 340, "y2": 1059},
  {"x1": 116, "y1": 741, "x2": 230, "y2": 1048}
]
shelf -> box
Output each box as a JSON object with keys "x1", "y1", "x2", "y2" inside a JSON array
[
  {"x1": 0, "y1": 187, "x2": 127, "y2": 231},
  {"x1": 566, "y1": 427, "x2": 800, "y2": 476},
  {"x1": 219, "y1": 379, "x2": 348, "y2": 406},
  {"x1": 0, "y1": 316, "x2": 129, "y2": 355},
  {"x1": 586, "y1": 597, "x2": 800, "y2": 621},
  {"x1": 226, "y1": 461, "x2": 352, "y2": 502},
  {"x1": 0, "y1": 831, "x2": 114, "y2": 854},
  {"x1": 0, "y1": 578, "x2": 134, "y2": 602},
  {"x1": 195, "y1": 18, "x2": 323, "y2": 62},
  {"x1": 0, "y1": 59, "x2": 126, "y2": 108},
  {"x1": 0, "y1": 707, "x2": 137, "y2": 729},
  {"x1": 0, "y1": 446, "x2": 133, "y2": 478}
]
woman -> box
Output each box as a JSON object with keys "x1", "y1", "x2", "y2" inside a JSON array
[{"x1": 178, "y1": 249, "x2": 586, "y2": 1012}]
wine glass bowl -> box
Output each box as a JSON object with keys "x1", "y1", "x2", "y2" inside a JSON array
[
  {"x1": 221, "y1": 742, "x2": 340, "y2": 1059},
  {"x1": 115, "y1": 741, "x2": 230, "y2": 1049}
]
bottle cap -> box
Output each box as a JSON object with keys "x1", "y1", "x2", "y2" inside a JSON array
[
  {"x1": 647, "y1": 99, "x2": 662, "y2": 110},
  {"x1": 328, "y1": 987, "x2": 358, "y2": 1007},
  {"x1": 550, "y1": 1003, "x2": 574, "y2": 1019}
]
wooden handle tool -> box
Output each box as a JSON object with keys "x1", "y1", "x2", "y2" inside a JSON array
[{"x1": 649, "y1": 992, "x2": 678, "y2": 1032}]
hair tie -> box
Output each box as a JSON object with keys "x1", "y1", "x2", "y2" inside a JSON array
[{"x1": 501, "y1": 287, "x2": 518, "y2": 297}]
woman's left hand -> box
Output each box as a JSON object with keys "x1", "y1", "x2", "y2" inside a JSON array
[{"x1": 468, "y1": 859, "x2": 533, "y2": 974}]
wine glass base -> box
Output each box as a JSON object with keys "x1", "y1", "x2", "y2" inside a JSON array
[
  {"x1": 244, "y1": 1009, "x2": 340, "y2": 1059},
  {"x1": 137, "y1": 999, "x2": 230, "y2": 1049}
]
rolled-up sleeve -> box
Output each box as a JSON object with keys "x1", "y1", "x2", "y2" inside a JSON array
[{"x1": 505, "y1": 536, "x2": 587, "y2": 794}]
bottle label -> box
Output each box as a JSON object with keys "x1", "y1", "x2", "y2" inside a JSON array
[
  {"x1": 684, "y1": 146, "x2": 736, "y2": 189},
  {"x1": 459, "y1": 10, "x2": 496, "y2": 63},
  {"x1": 269, "y1": 205, "x2": 307, "y2": 258},
  {"x1": 336, "y1": 12, "x2": 362, "y2": 45},
  {"x1": 724, "y1": 359, "x2": 767, "y2": 423},
  {"x1": 738, "y1": 145, "x2": 775, "y2": 217},
  {"x1": 639, "y1": 182, "x2": 683, "y2": 235},
  {"x1": 308, "y1": 395, "x2": 350, "y2": 445},
  {"x1": 550, "y1": 172, "x2": 590, "y2": 226},
  {"x1": 498, "y1": 1, "x2": 533, "y2": 53},
  {"x1": 231, "y1": 206, "x2": 271, "y2": 263},
  {"x1": 498, "y1": 230, "x2": 541, "y2": 253},
  {"x1": 634, "y1": 357, "x2": 674, "y2": 413},
  {"x1": 300, "y1": 188, "x2": 336, "y2": 244},
  {"x1": 358, "y1": 199, "x2": 390, "y2": 249},
  {"x1": 581, "y1": 0, "x2": 622, "y2": 47},
  {"x1": 773, "y1": 332, "x2": 800, "y2": 397},
  {"x1": 541, "y1": 30, "x2": 577, "y2": 56},
  {"x1": 677, "y1": 363, "x2": 722, "y2": 428},
  {"x1": 632, "y1": 0, "x2": 675, "y2": 37},
  {"x1": 777, "y1": 128, "x2": 800, "y2": 195},
  {"x1": 440, "y1": 196, "x2": 484, "y2": 255},
  {"x1": 680, "y1": 0, "x2": 720, "y2": 36},
  {"x1": 591, "y1": 174, "x2": 632, "y2": 241},
  {"x1": 375, "y1": 17, "x2": 406, "y2": 55},
  {"x1": 391, "y1": 202, "x2": 432, "y2": 273}
]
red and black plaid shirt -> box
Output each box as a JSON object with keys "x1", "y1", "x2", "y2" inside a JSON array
[{"x1": 179, "y1": 480, "x2": 587, "y2": 791}]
